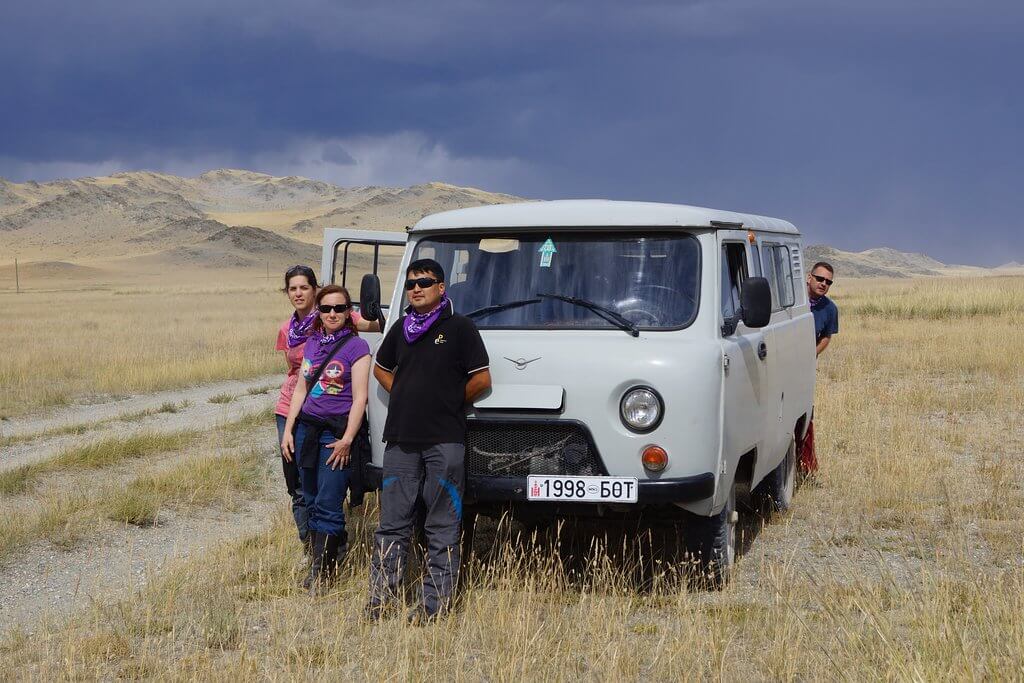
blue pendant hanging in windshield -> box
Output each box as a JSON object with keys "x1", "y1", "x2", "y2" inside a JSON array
[{"x1": 539, "y1": 238, "x2": 557, "y2": 268}]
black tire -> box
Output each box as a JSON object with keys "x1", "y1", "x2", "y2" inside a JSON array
[
  {"x1": 751, "y1": 439, "x2": 796, "y2": 515},
  {"x1": 683, "y1": 482, "x2": 737, "y2": 590}
]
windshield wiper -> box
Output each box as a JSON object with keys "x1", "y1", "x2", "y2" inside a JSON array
[
  {"x1": 536, "y1": 293, "x2": 640, "y2": 337},
  {"x1": 465, "y1": 298, "x2": 540, "y2": 320}
]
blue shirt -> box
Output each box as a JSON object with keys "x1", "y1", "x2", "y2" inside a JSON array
[{"x1": 810, "y1": 295, "x2": 838, "y2": 342}]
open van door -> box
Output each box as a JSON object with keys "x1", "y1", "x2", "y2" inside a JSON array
[
  {"x1": 321, "y1": 229, "x2": 408, "y2": 482},
  {"x1": 320, "y1": 228, "x2": 408, "y2": 347}
]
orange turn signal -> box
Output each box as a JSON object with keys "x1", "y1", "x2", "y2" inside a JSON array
[{"x1": 641, "y1": 445, "x2": 668, "y2": 472}]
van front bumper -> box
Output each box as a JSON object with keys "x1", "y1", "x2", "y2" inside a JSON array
[{"x1": 364, "y1": 464, "x2": 714, "y2": 504}]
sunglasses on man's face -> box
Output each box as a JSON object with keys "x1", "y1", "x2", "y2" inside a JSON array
[
  {"x1": 812, "y1": 274, "x2": 834, "y2": 286},
  {"x1": 318, "y1": 303, "x2": 351, "y2": 314},
  {"x1": 405, "y1": 277, "x2": 440, "y2": 291}
]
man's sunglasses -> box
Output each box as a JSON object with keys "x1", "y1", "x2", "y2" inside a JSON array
[
  {"x1": 318, "y1": 303, "x2": 351, "y2": 314},
  {"x1": 405, "y1": 277, "x2": 440, "y2": 290},
  {"x1": 812, "y1": 274, "x2": 834, "y2": 286}
]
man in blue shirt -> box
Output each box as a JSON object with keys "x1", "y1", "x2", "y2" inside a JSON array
[
  {"x1": 807, "y1": 261, "x2": 838, "y2": 356},
  {"x1": 800, "y1": 261, "x2": 838, "y2": 474}
]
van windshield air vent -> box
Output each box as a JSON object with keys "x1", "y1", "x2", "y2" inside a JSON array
[{"x1": 466, "y1": 420, "x2": 608, "y2": 477}]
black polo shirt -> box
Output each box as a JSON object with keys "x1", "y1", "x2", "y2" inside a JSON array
[{"x1": 375, "y1": 300, "x2": 489, "y2": 444}]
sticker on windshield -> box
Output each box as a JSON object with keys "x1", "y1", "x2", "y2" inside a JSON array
[{"x1": 538, "y1": 238, "x2": 557, "y2": 268}]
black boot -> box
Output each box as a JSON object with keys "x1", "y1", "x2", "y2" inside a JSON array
[
  {"x1": 335, "y1": 529, "x2": 349, "y2": 569},
  {"x1": 303, "y1": 532, "x2": 323, "y2": 590},
  {"x1": 311, "y1": 533, "x2": 341, "y2": 597}
]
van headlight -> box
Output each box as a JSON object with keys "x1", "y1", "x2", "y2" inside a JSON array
[{"x1": 620, "y1": 387, "x2": 663, "y2": 433}]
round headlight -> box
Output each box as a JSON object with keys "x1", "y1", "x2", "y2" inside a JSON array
[{"x1": 620, "y1": 387, "x2": 663, "y2": 432}]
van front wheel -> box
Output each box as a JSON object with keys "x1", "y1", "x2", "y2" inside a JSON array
[{"x1": 683, "y1": 482, "x2": 737, "y2": 590}]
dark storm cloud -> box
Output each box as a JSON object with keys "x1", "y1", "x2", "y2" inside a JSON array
[{"x1": 1, "y1": 0, "x2": 1022, "y2": 264}]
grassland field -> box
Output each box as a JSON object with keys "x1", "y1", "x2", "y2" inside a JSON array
[
  {"x1": 0, "y1": 278, "x2": 287, "y2": 420},
  {"x1": 0, "y1": 274, "x2": 1022, "y2": 679}
]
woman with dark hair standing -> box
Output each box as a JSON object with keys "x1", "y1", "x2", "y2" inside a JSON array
[
  {"x1": 275, "y1": 265, "x2": 320, "y2": 554},
  {"x1": 281, "y1": 284, "x2": 371, "y2": 594}
]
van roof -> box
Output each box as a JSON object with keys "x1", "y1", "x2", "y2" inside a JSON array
[{"x1": 411, "y1": 199, "x2": 799, "y2": 235}]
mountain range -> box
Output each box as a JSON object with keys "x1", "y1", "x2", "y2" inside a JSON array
[
  {"x1": 0, "y1": 170, "x2": 1017, "y2": 280},
  {"x1": 0, "y1": 170, "x2": 520, "y2": 272}
]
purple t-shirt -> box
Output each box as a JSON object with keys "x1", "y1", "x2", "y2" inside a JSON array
[{"x1": 299, "y1": 332, "x2": 371, "y2": 421}]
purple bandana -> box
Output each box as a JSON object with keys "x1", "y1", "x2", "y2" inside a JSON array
[
  {"x1": 286, "y1": 309, "x2": 318, "y2": 348},
  {"x1": 403, "y1": 295, "x2": 451, "y2": 343},
  {"x1": 314, "y1": 326, "x2": 352, "y2": 347}
]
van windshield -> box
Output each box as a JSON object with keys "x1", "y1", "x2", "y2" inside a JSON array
[{"x1": 411, "y1": 232, "x2": 700, "y2": 330}]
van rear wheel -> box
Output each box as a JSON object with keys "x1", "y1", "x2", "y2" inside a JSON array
[
  {"x1": 683, "y1": 482, "x2": 737, "y2": 590},
  {"x1": 752, "y1": 438, "x2": 796, "y2": 515}
]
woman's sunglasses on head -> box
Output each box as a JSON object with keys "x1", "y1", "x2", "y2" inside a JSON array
[
  {"x1": 812, "y1": 274, "x2": 833, "y2": 286},
  {"x1": 318, "y1": 303, "x2": 351, "y2": 314},
  {"x1": 405, "y1": 277, "x2": 440, "y2": 290}
]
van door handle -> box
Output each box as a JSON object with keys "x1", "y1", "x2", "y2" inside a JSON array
[{"x1": 757, "y1": 342, "x2": 768, "y2": 360}]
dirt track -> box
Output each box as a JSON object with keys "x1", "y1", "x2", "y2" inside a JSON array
[
  {"x1": 0, "y1": 377, "x2": 286, "y2": 634},
  {"x1": 0, "y1": 375, "x2": 281, "y2": 473}
]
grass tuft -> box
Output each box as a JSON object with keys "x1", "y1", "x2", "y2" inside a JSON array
[{"x1": 0, "y1": 443, "x2": 267, "y2": 559}]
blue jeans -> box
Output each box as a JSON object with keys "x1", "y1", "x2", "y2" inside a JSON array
[
  {"x1": 294, "y1": 421, "x2": 350, "y2": 537},
  {"x1": 276, "y1": 414, "x2": 309, "y2": 542}
]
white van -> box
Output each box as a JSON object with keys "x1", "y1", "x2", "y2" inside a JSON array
[{"x1": 321, "y1": 200, "x2": 816, "y2": 585}]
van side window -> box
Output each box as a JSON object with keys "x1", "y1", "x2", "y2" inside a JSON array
[
  {"x1": 773, "y1": 245, "x2": 795, "y2": 308},
  {"x1": 721, "y1": 243, "x2": 748, "y2": 320},
  {"x1": 761, "y1": 243, "x2": 781, "y2": 311}
]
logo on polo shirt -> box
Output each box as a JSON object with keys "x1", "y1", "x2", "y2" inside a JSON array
[{"x1": 434, "y1": 333, "x2": 447, "y2": 345}]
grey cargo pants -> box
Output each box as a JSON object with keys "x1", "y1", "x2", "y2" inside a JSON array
[{"x1": 368, "y1": 442, "x2": 465, "y2": 615}]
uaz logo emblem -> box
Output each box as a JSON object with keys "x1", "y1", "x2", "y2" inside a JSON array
[{"x1": 505, "y1": 356, "x2": 541, "y2": 370}]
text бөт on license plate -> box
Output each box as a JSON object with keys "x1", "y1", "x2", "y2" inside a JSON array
[{"x1": 527, "y1": 475, "x2": 639, "y2": 503}]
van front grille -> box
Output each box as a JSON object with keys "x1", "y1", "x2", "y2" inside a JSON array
[{"x1": 466, "y1": 420, "x2": 607, "y2": 477}]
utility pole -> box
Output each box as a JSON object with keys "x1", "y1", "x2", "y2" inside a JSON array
[{"x1": 14, "y1": 258, "x2": 19, "y2": 294}]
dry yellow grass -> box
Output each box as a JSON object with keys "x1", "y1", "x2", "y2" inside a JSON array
[
  {"x1": 0, "y1": 283, "x2": 289, "y2": 418},
  {"x1": 1, "y1": 275, "x2": 1022, "y2": 680}
]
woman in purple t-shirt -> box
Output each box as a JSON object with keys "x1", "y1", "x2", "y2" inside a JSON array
[{"x1": 281, "y1": 284, "x2": 371, "y2": 594}]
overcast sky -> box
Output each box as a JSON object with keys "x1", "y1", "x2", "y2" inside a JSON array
[{"x1": 2, "y1": 1, "x2": 1021, "y2": 265}]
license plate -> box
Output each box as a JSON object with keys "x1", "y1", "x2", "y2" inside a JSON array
[{"x1": 527, "y1": 475, "x2": 638, "y2": 503}]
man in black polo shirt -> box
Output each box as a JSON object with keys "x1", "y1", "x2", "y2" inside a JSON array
[{"x1": 367, "y1": 258, "x2": 491, "y2": 622}]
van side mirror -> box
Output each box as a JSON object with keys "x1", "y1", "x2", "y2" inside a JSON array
[
  {"x1": 740, "y1": 277, "x2": 772, "y2": 328},
  {"x1": 359, "y1": 273, "x2": 383, "y2": 323}
]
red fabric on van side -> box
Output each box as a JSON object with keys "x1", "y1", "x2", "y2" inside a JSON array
[{"x1": 799, "y1": 420, "x2": 818, "y2": 473}]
